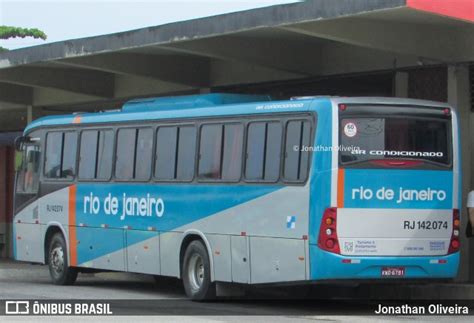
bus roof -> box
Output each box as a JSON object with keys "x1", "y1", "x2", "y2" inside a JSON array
[
  {"x1": 24, "y1": 94, "x2": 451, "y2": 134},
  {"x1": 24, "y1": 93, "x2": 318, "y2": 133}
]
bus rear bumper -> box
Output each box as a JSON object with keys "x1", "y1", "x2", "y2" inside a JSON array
[{"x1": 310, "y1": 247, "x2": 460, "y2": 280}]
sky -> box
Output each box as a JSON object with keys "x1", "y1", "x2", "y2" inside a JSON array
[{"x1": 0, "y1": 0, "x2": 300, "y2": 50}]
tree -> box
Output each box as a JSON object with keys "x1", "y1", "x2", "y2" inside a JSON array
[{"x1": 0, "y1": 26, "x2": 47, "y2": 51}]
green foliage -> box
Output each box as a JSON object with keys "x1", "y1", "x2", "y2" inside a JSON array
[
  {"x1": 0, "y1": 26, "x2": 47, "y2": 51},
  {"x1": 0, "y1": 26, "x2": 47, "y2": 40}
]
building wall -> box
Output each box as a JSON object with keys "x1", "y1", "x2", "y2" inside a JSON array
[{"x1": 408, "y1": 66, "x2": 448, "y2": 102}]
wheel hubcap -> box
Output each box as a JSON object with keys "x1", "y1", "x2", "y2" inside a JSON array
[
  {"x1": 188, "y1": 254, "x2": 204, "y2": 291},
  {"x1": 50, "y1": 245, "x2": 64, "y2": 274}
]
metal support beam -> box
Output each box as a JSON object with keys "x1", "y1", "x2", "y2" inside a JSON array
[
  {"x1": 56, "y1": 53, "x2": 211, "y2": 87},
  {"x1": 0, "y1": 66, "x2": 115, "y2": 98},
  {"x1": 26, "y1": 105, "x2": 33, "y2": 124},
  {"x1": 162, "y1": 36, "x2": 322, "y2": 76},
  {"x1": 0, "y1": 82, "x2": 33, "y2": 105}
]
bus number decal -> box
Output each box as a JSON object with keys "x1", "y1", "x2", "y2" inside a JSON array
[{"x1": 403, "y1": 220, "x2": 448, "y2": 230}]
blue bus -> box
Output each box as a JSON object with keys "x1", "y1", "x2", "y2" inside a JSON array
[{"x1": 13, "y1": 94, "x2": 460, "y2": 300}]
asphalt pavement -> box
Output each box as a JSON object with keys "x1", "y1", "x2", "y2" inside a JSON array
[{"x1": 0, "y1": 260, "x2": 473, "y2": 322}]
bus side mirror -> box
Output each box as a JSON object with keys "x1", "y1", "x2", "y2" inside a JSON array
[{"x1": 14, "y1": 136, "x2": 26, "y2": 151}]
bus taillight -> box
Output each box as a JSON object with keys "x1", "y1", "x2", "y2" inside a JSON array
[
  {"x1": 318, "y1": 207, "x2": 340, "y2": 254},
  {"x1": 448, "y1": 209, "x2": 460, "y2": 254}
]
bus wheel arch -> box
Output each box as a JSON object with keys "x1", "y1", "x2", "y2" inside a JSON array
[
  {"x1": 44, "y1": 224, "x2": 67, "y2": 264},
  {"x1": 44, "y1": 225, "x2": 78, "y2": 285},
  {"x1": 180, "y1": 234, "x2": 216, "y2": 301},
  {"x1": 179, "y1": 231, "x2": 214, "y2": 281}
]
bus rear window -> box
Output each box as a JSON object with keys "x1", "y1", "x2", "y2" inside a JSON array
[{"x1": 339, "y1": 117, "x2": 451, "y2": 167}]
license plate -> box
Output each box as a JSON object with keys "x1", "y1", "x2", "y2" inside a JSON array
[{"x1": 381, "y1": 267, "x2": 405, "y2": 277}]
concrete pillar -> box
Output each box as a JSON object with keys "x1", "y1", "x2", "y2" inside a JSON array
[
  {"x1": 6, "y1": 146, "x2": 14, "y2": 259},
  {"x1": 26, "y1": 105, "x2": 33, "y2": 124},
  {"x1": 394, "y1": 71, "x2": 409, "y2": 98},
  {"x1": 447, "y1": 64, "x2": 472, "y2": 282}
]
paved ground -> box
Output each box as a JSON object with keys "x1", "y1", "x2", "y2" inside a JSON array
[{"x1": 0, "y1": 260, "x2": 473, "y2": 322}]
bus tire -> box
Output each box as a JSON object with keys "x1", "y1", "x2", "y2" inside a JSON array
[
  {"x1": 182, "y1": 240, "x2": 216, "y2": 301},
  {"x1": 48, "y1": 233, "x2": 78, "y2": 285}
]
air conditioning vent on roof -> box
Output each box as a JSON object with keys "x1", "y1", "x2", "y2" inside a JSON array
[
  {"x1": 122, "y1": 93, "x2": 271, "y2": 112},
  {"x1": 290, "y1": 95, "x2": 337, "y2": 100}
]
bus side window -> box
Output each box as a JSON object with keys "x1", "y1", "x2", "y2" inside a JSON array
[
  {"x1": 245, "y1": 121, "x2": 282, "y2": 182},
  {"x1": 79, "y1": 130, "x2": 99, "y2": 180},
  {"x1": 96, "y1": 130, "x2": 114, "y2": 180},
  {"x1": 221, "y1": 124, "x2": 243, "y2": 181},
  {"x1": 79, "y1": 130, "x2": 114, "y2": 181},
  {"x1": 116, "y1": 129, "x2": 137, "y2": 180},
  {"x1": 115, "y1": 127, "x2": 153, "y2": 181},
  {"x1": 45, "y1": 131, "x2": 78, "y2": 180},
  {"x1": 155, "y1": 125, "x2": 196, "y2": 181},
  {"x1": 44, "y1": 132, "x2": 62, "y2": 178},
  {"x1": 198, "y1": 123, "x2": 243, "y2": 181},
  {"x1": 62, "y1": 132, "x2": 78, "y2": 179},
  {"x1": 135, "y1": 128, "x2": 153, "y2": 181},
  {"x1": 155, "y1": 127, "x2": 178, "y2": 180},
  {"x1": 198, "y1": 124, "x2": 223, "y2": 180},
  {"x1": 284, "y1": 120, "x2": 311, "y2": 182},
  {"x1": 176, "y1": 126, "x2": 196, "y2": 181}
]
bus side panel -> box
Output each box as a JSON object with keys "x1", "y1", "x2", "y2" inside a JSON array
[
  {"x1": 231, "y1": 235, "x2": 249, "y2": 283},
  {"x1": 207, "y1": 234, "x2": 232, "y2": 282},
  {"x1": 159, "y1": 231, "x2": 182, "y2": 277},
  {"x1": 72, "y1": 184, "x2": 284, "y2": 278},
  {"x1": 249, "y1": 237, "x2": 306, "y2": 283},
  {"x1": 14, "y1": 200, "x2": 43, "y2": 263},
  {"x1": 15, "y1": 223, "x2": 43, "y2": 263},
  {"x1": 15, "y1": 184, "x2": 71, "y2": 264},
  {"x1": 126, "y1": 230, "x2": 160, "y2": 275},
  {"x1": 76, "y1": 227, "x2": 126, "y2": 271},
  {"x1": 38, "y1": 186, "x2": 71, "y2": 264},
  {"x1": 176, "y1": 184, "x2": 311, "y2": 284}
]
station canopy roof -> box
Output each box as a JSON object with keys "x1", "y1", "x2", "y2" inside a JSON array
[{"x1": 0, "y1": 0, "x2": 473, "y2": 131}]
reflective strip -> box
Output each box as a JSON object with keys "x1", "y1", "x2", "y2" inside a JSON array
[
  {"x1": 337, "y1": 168, "x2": 345, "y2": 208},
  {"x1": 68, "y1": 185, "x2": 78, "y2": 266}
]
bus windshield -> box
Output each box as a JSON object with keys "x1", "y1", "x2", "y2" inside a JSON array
[{"x1": 339, "y1": 116, "x2": 451, "y2": 167}]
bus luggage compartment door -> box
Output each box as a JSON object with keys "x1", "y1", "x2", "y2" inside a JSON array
[
  {"x1": 76, "y1": 227, "x2": 126, "y2": 271},
  {"x1": 231, "y1": 235, "x2": 249, "y2": 283},
  {"x1": 126, "y1": 230, "x2": 160, "y2": 275},
  {"x1": 15, "y1": 223, "x2": 43, "y2": 263},
  {"x1": 250, "y1": 237, "x2": 306, "y2": 284}
]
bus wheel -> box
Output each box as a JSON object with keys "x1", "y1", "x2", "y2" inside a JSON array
[
  {"x1": 48, "y1": 233, "x2": 78, "y2": 285},
  {"x1": 182, "y1": 240, "x2": 215, "y2": 301}
]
